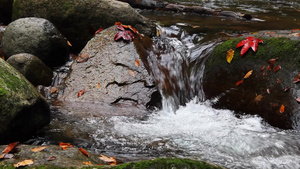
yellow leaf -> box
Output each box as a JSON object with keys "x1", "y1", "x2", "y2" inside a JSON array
[
  {"x1": 14, "y1": 159, "x2": 34, "y2": 168},
  {"x1": 67, "y1": 40, "x2": 72, "y2": 47},
  {"x1": 31, "y1": 146, "x2": 47, "y2": 152},
  {"x1": 226, "y1": 49, "x2": 234, "y2": 63},
  {"x1": 96, "y1": 83, "x2": 101, "y2": 89},
  {"x1": 83, "y1": 161, "x2": 92, "y2": 165},
  {"x1": 99, "y1": 154, "x2": 117, "y2": 165},
  {"x1": 254, "y1": 94, "x2": 263, "y2": 103},
  {"x1": 244, "y1": 70, "x2": 253, "y2": 79}
]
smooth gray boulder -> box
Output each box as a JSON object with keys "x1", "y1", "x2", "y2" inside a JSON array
[
  {"x1": 0, "y1": 58, "x2": 50, "y2": 144},
  {"x1": 1, "y1": 17, "x2": 69, "y2": 68},
  {"x1": 6, "y1": 53, "x2": 53, "y2": 86},
  {"x1": 12, "y1": 0, "x2": 156, "y2": 53}
]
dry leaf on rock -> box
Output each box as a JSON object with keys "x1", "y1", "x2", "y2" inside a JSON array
[
  {"x1": 45, "y1": 156, "x2": 56, "y2": 161},
  {"x1": 236, "y1": 80, "x2": 244, "y2": 86},
  {"x1": 128, "y1": 70, "x2": 135, "y2": 77},
  {"x1": 14, "y1": 159, "x2": 34, "y2": 168},
  {"x1": 226, "y1": 49, "x2": 234, "y2": 63},
  {"x1": 83, "y1": 161, "x2": 92, "y2": 165},
  {"x1": 99, "y1": 154, "x2": 117, "y2": 165},
  {"x1": 244, "y1": 70, "x2": 253, "y2": 79},
  {"x1": 2, "y1": 142, "x2": 19, "y2": 153},
  {"x1": 135, "y1": 59, "x2": 140, "y2": 67},
  {"x1": 79, "y1": 148, "x2": 89, "y2": 157},
  {"x1": 78, "y1": 89, "x2": 85, "y2": 97},
  {"x1": 280, "y1": 105, "x2": 285, "y2": 113},
  {"x1": 31, "y1": 146, "x2": 47, "y2": 152},
  {"x1": 254, "y1": 94, "x2": 263, "y2": 103},
  {"x1": 59, "y1": 142, "x2": 73, "y2": 150}
]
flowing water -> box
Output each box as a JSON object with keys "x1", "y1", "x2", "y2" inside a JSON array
[{"x1": 29, "y1": 1, "x2": 300, "y2": 168}]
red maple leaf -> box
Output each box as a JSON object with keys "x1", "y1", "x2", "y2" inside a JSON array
[
  {"x1": 114, "y1": 30, "x2": 134, "y2": 41},
  {"x1": 236, "y1": 36, "x2": 263, "y2": 56}
]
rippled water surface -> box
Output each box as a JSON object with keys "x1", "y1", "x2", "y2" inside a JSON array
[{"x1": 32, "y1": 1, "x2": 300, "y2": 169}]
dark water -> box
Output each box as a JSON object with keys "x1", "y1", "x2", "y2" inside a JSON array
[{"x1": 28, "y1": 1, "x2": 300, "y2": 169}]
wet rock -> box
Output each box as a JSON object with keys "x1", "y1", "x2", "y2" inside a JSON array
[
  {"x1": 58, "y1": 26, "x2": 160, "y2": 115},
  {"x1": 0, "y1": 25, "x2": 6, "y2": 47},
  {"x1": 0, "y1": 0, "x2": 13, "y2": 25},
  {"x1": 203, "y1": 30, "x2": 300, "y2": 130},
  {"x1": 0, "y1": 144, "x2": 224, "y2": 169},
  {"x1": 0, "y1": 58, "x2": 50, "y2": 144},
  {"x1": 12, "y1": 0, "x2": 157, "y2": 53},
  {"x1": 1, "y1": 17, "x2": 69, "y2": 68},
  {"x1": 6, "y1": 53, "x2": 53, "y2": 86}
]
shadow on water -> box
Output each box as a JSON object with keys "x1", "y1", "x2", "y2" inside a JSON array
[{"x1": 27, "y1": 0, "x2": 300, "y2": 168}]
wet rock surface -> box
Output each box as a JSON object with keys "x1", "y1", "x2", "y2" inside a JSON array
[
  {"x1": 0, "y1": 58, "x2": 50, "y2": 144},
  {"x1": 1, "y1": 17, "x2": 69, "y2": 68},
  {"x1": 12, "y1": 0, "x2": 156, "y2": 53},
  {"x1": 58, "y1": 26, "x2": 160, "y2": 115},
  {"x1": 203, "y1": 30, "x2": 300, "y2": 130},
  {"x1": 6, "y1": 53, "x2": 53, "y2": 86}
]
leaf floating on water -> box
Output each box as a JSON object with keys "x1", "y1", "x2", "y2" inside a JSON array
[
  {"x1": 31, "y1": 146, "x2": 47, "y2": 152},
  {"x1": 274, "y1": 65, "x2": 281, "y2": 73},
  {"x1": 244, "y1": 70, "x2": 253, "y2": 79},
  {"x1": 79, "y1": 148, "x2": 89, "y2": 157},
  {"x1": 254, "y1": 94, "x2": 263, "y2": 103},
  {"x1": 128, "y1": 70, "x2": 135, "y2": 77},
  {"x1": 279, "y1": 105, "x2": 285, "y2": 113},
  {"x1": 78, "y1": 89, "x2": 85, "y2": 97},
  {"x1": 99, "y1": 154, "x2": 117, "y2": 166},
  {"x1": 14, "y1": 159, "x2": 34, "y2": 168},
  {"x1": 59, "y1": 142, "x2": 73, "y2": 150},
  {"x1": 226, "y1": 49, "x2": 234, "y2": 63},
  {"x1": 2, "y1": 142, "x2": 19, "y2": 153},
  {"x1": 45, "y1": 156, "x2": 56, "y2": 161},
  {"x1": 135, "y1": 59, "x2": 140, "y2": 67},
  {"x1": 236, "y1": 80, "x2": 244, "y2": 86},
  {"x1": 83, "y1": 161, "x2": 92, "y2": 165}
]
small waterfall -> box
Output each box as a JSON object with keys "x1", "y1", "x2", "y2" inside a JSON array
[{"x1": 146, "y1": 25, "x2": 217, "y2": 112}]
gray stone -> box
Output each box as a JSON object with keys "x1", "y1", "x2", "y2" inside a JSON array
[
  {"x1": 58, "y1": 26, "x2": 160, "y2": 114},
  {"x1": 6, "y1": 53, "x2": 53, "y2": 86},
  {"x1": 0, "y1": 58, "x2": 50, "y2": 144},
  {"x1": 12, "y1": 0, "x2": 157, "y2": 53},
  {"x1": 1, "y1": 17, "x2": 69, "y2": 68}
]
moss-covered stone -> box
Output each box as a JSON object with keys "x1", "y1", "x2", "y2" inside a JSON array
[
  {"x1": 0, "y1": 58, "x2": 50, "y2": 144},
  {"x1": 203, "y1": 33, "x2": 300, "y2": 130}
]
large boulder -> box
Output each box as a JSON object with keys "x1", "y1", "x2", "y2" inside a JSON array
[
  {"x1": 1, "y1": 17, "x2": 69, "y2": 68},
  {"x1": 58, "y1": 26, "x2": 160, "y2": 115},
  {"x1": 12, "y1": 0, "x2": 157, "y2": 53},
  {"x1": 0, "y1": 58, "x2": 50, "y2": 144},
  {"x1": 203, "y1": 30, "x2": 300, "y2": 130},
  {"x1": 6, "y1": 53, "x2": 53, "y2": 86},
  {"x1": 0, "y1": 0, "x2": 13, "y2": 25}
]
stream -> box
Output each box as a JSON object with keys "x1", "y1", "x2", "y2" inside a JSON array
[{"x1": 27, "y1": 0, "x2": 300, "y2": 169}]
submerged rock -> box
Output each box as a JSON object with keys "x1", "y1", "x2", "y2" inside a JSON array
[
  {"x1": 58, "y1": 26, "x2": 160, "y2": 116},
  {"x1": 203, "y1": 30, "x2": 300, "y2": 130},
  {"x1": 1, "y1": 17, "x2": 69, "y2": 68},
  {"x1": 12, "y1": 0, "x2": 156, "y2": 53},
  {"x1": 6, "y1": 53, "x2": 53, "y2": 86},
  {"x1": 0, "y1": 58, "x2": 50, "y2": 144}
]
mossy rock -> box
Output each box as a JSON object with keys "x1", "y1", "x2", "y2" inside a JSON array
[
  {"x1": 12, "y1": 0, "x2": 156, "y2": 53},
  {"x1": 203, "y1": 34, "x2": 300, "y2": 130},
  {"x1": 0, "y1": 58, "x2": 50, "y2": 144}
]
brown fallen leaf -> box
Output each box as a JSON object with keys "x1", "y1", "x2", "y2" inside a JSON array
[
  {"x1": 294, "y1": 73, "x2": 300, "y2": 83},
  {"x1": 296, "y1": 97, "x2": 300, "y2": 103},
  {"x1": 51, "y1": 88, "x2": 58, "y2": 93},
  {"x1": 67, "y1": 40, "x2": 72, "y2": 47},
  {"x1": 45, "y1": 156, "x2": 56, "y2": 161},
  {"x1": 276, "y1": 78, "x2": 281, "y2": 84},
  {"x1": 244, "y1": 70, "x2": 253, "y2": 79},
  {"x1": 135, "y1": 59, "x2": 140, "y2": 67},
  {"x1": 284, "y1": 87, "x2": 290, "y2": 92},
  {"x1": 267, "y1": 58, "x2": 279, "y2": 69},
  {"x1": 94, "y1": 27, "x2": 103, "y2": 36},
  {"x1": 2, "y1": 142, "x2": 19, "y2": 153},
  {"x1": 99, "y1": 154, "x2": 117, "y2": 165},
  {"x1": 236, "y1": 80, "x2": 244, "y2": 86},
  {"x1": 83, "y1": 161, "x2": 92, "y2": 165},
  {"x1": 279, "y1": 105, "x2": 285, "y2": 113},
  {"x1": 267, "y1": 88, "x2": 270, "y2": 94},
  {"x1": 78, "y1": 89, "x2": 85, "y2": 97},
  {"x1": 0, "y1": 153, "x2": 5, "y2": 159},
  {"x1": 254, "y1": 94, "x2": 263, "y2": 103},
  {"x1": 274, "y1": 65, "x2": 281, "y2": 73},
  {"x1": 59, "y1": 142, "x2": 73, "y2": 150},
  {"x1": 226, "y1": 49, "x2": 234, "y2": 64},
  {"x1": 260, "y1": 65, "x2": 265, "y2": 72},
  {"x1": 31, "y1": 146, "x2": 47, "y2": 152},
  {"x1": 128, "y1": 70, "x2": 135, "y2": 77},
  {"x1": 96, "y1": 83, "x2": 101, "y2": 89},
  {"x1": 76, "y1": 53, "x2": 89, "y2": 63},
  {"x1": 14, "y1": 159, "x2": 34, "y2": 168},
  {"x1": 79, "y1": 148, "x2": 89, "y2": 157}
]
